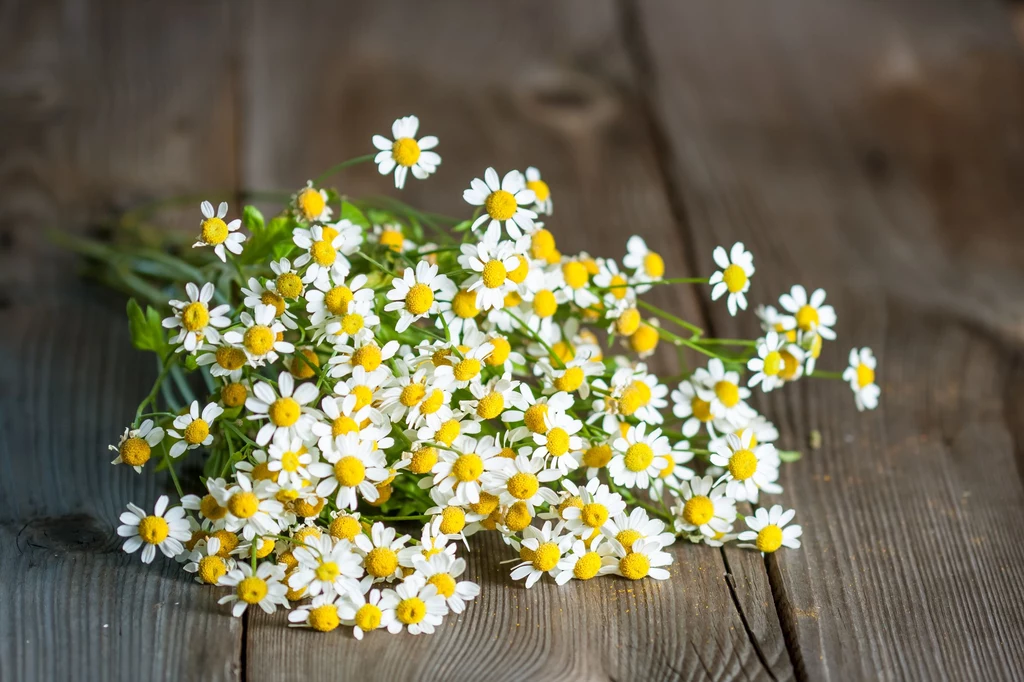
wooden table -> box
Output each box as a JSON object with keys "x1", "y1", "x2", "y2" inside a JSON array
[{"x1": 4, "y1": 1, "x2": 1024, "y2": 680}]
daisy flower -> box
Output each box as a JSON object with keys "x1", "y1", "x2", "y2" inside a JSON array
[
  {"x1": 339, "y1": 588, "x2": 393, "y2": 639},
  {"x1": 612, "y1": 365, "x2": 668, "y2": 425},
  {"x1": 327, "y1": 337, "x2": 401, "y2": 378},
  {"x1": 109, "y1": 419, "x2": 165, "y2": 472},
  {"x1": 537, "y1": 355, "x2": 603, "y2": 400},
  {"x1": 245, "y1": 371, "x2": 319, "y2": 446},
  {"x1": 414, "y1": 411, "x2": 481, "y2": 450},
  {"x1": 524, "y1": 167, "x2": 552, "y2": 215},
  {"x1": 692, "y1": 358, "x2": 756, "y2": 427},
  {"x1": 552, "y1": 536, "x2": 615, "y2": 585},
  {"x1": 294, "y1": 221, "x2": 363, "y2": 288},
  {"x1": 609, "y1": 423, "x2": 671, "y2": 489},
  {"x1": 162, "y1": 282, "x2": 231, "y2": 353},
  {"x1": 602, "y1": 507, "x2": 676, "y2": 552},
  {"x1": 622, "y1": 236, "x2": 665, "y2": 292},
  {"x1": 218, "y1": 561, "x2": 289, "y2": 617},
  {"x1": 560, "y1": 478, "x2": 626, "y2": 539},
  {"x1": 501, "y1": 386, "x2": 574, "y2": 436},
  {"x1": 372, "y1": 115, "x2": 440, "y2": 189},
  {"x1": 431, "y1": 342, "x2": 493, "y2": 390},
  {"x1": 378, "y1": 366, "x2": 452, "y2": 429},
  {"x1": 520, "y1": 271, "x2": 569, "y2": 344},
  {"x1": 397, "y1": 519, "x2": 455, "y2": 569},
  {"x1": 291, "y1": 181, "x2": 332, "y2": 223},
  {"x1": 430, "y1": 435, "x2": 507, "y2": 505},
  {"x1": 487, "y1": 452, "x2": 560, "y2": 513},
  {"x1": 194, "y1": 201, "x2": 245, "y2": 261},
  {"x1": 747, "y1": 331, "x2": 789, "y2": 393},
  {"x1": 166, "y1": 401, "x2": 222, "y2": 458},
  {"x1": 182, "y1": 537, "x2": 235, "y2": 585},
  {"x1": 266, "y1": 433, "x2": 317, "y2": 488},
  {"x1": 214, "y1": 473, "x2": 285, "y2": 540},
  {"x1": 287, "y1": 593, "x2": 344, "y2": 633},
  {"x1": 611, "y1": 537, "x2": 673, "y2": 581},
  {"x1": 556, "y1": 257, "x2": 600, "y2": 308},
  {"x1": 372, "y1": 223, "x2": 417, "y2": 253},
  {"x1": 457, "y1": 374, "x2": 521, "y2": 422},
  {"x1": 593, "y1": 258, "x2": 635, "y2": 306},
  {"x1": 305, "y1": 273, "x2": 373, "y2": 328},
  {"x1": 756, "y1": 303, "x2": 798, "y2": 341},
  {"x1": 738, "y1": 505, "x2": 802, "y2": 553},
  {"x1": 532, "y1": 411, "x2": 583, "y2": 475},
  {"x1": 778, "y1": 285, "x2": 837, "y2": 340},
  {"x1": 311, "y1": 394, "x2": 387, "y2": 455},
  {"x1": 580, "y1": 440, "x2": 613, "y2": 481},
  {"x1": 434, "y1": 288, "x2": 482, "y2": 344},
  {"x1": 290, "y1": 534, "x2": 364, "y2": 598},
  {"x1": 708, "y1": 430, "x2": 782, "y2": 503},
  {"x1": 413, "y1": 551, "x2": 480, "y2": 614},
  {"x1": 463, "y1": 168, "x2": 537, "y2": 239},
  {"x1": 708, "y1": 242, "x2": 754, "y2": 316},
  {"x1": 458, "y1": 231, "x2": 523, "y2": 311},
  {"x1": 117, "y1": 495, "x2": 191, "y2": 564},
  {"x1": 354, "y1": 522, "x2": 410, "y2": 585},
  {"x1": 843, "y1": 347, "x2": 880, "y2": 411},
  {"x1": 223, "y1": 304, "x2": 293, "y2": 366},
  {"x1": 510, "y1": 521, "x2": 574, "y2": 588},
  {"x1": 379, "y1": 575, "x2": 449, "y2": 635},
  {"x1": 650, "y1": 440, "x2": 696, "y2": 499},
  {"x1": 309, "y1": 434, "x2": 389, "y2": 509},
  {"x1": 384, "y1": 260, "x2": 455, "y2": 333},
  {"x1": 672, "y1": 476, "x2": 737, "y2": 540}
]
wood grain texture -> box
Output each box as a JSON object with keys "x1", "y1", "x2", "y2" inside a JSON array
[
  {"x1": 241, "y1": 1, "x2": 791, "y2": 680},
  {"x1": 632, "y1": 0, "x2": 1024, "y2": 679}
]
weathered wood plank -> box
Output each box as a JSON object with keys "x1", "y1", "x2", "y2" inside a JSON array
[
  {"x1": 0, "y1": 1, "x2": 243, "y2": 679},
  {"x1": 633, "y1": 0, "x2": 1024, "y2": 679},
  {"x1": 240, "y1": 1, "x2": 791, "y2": 680}
]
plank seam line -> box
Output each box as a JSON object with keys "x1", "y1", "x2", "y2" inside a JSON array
[{"x1": 721, "y1": 549, "x2": 779, "y2": 682}]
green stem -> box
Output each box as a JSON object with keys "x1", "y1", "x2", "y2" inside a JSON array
[
  {"x1": 135, "y1": 352, "x2": 177, "y2": 426},
  {"x1": 637, "y1": 299, "x2": 703, "y2": 336},
  {"x1": 506, "y1": 311, "x2": 565, "y2": 369},
  {"x1": 313, "y1": 154, "x2": 377, "y2": 184},
  {"x1": 809, "y1": 370, "x2": 844, "y2": 380}
]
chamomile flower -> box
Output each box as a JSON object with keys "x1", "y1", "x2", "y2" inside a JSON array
[
  {"x1": 117, "y1": 495, "x2": 191, "y2": 564},
  {"x1": 398, "y1": 519, "x2": 455, "y2": 569},
  {"x1": 413, "y1": 551, "x2": 480, "y2": 614},
  {"x1": 738, "y1": 505, "x2": 802, "y2": 553},
  {"x1": 287, "y1": 593, "x2": 344, "y2": 632},
  {"x1": 649, "y1": 440, "x2": 696, "y2": 499},
  {"x1": 747, "y1": 332, "x2": 789, "y2": 393},
  {"x1": 580, "y1": 440, "x2": 614, "y2": 480},
  {"x1": 415, "y1": 411, "x2": 481, "y2": 449},
  {"x1": 218, "y1": 561, "x2": 289, "y2": 617},
  {"x1": 708, "y1": 242, "x2": 754, "y2": 316},
  {"x1": 214, "y1": 473, "x2": 285, "y2": 540},
  {"x1": 245, "y1": 372, "x2": 319, "y2": 446},
  {"x1": 353, "y1": 522, "x2": 409, "y2": 584},
  {"x1": 311, "y1": 394, "x2": 386, "y2": 455},
  {"x1": 384, "y1": 260, "x2": 455, "y2": 333},
  {"x1": 609, "y1": 423, "x2": 671, "y2": 489},
  {"x1": 432, "y1": 342, "x2": 493, "y2": 390},
  {"x1": 464, "y1": 168, "x2": 537, "y2": 239},
  {"x1": 556, "y1": 257, "x2": 600, "y2": 308},
  {"x1": 195, "y1": 343, "x2": 248, "y2": 382},
  {"x1": 524, "y1": 167, "x2": 552, "y2": 215},
  {"x1": 459, "y1": 374, "x2": 527, "y2": 422},
  {"x1": 305, "y1": 273, "x2": 373, "y2": 327},
  {"x1": 379, "y1": 575, "x2": 448, "y2": 635},
  {"x1": 328, "y1": 337, "x2": 401, "y2": 378},
  {"x1": 459, "y1": 232, "x2": 523, "y2": 311},
  {"x1": 109, "y1": 419, "x2": 165, "y2": 472},
  {"x1": 537, "y1": 355, "x2": 603, "y2": 400},
  {"x1": 593, "y1": 258, "x2": 634, "y2": 306},
  {"x1": 434, "y1": 288, "x2": 482, "y2": 343},
  {"x1": 560, "y1": 478, "x2": 626, "y2": 539},
  {"x1": 510, "y1": 521, "x2": 574, "y2": 588},
  {"x1": 521, "y1": 271, "x2": 569, "y2": 343},
  {"x1": 224, "y1": 304, "x2": 293, "y2": 366},
  {"x1": 293, "y1": 221, "x2": 362, "y2": 287},
  {"x1": 672, "y1": 476, "x2": 737, "y2": 540},
  {"x1": 554, "y1": 536, "x2": 616, "y2": 584},
  {"x1": 670, "y1": 379, "x2": 719, "y2": 437},
  {"x1": 266, "y1": 433, "x2": 317, "y2": 488},
  {"x1": 194, "y1": 201, "x2": 245, "y2": 261},
  {"x1": 602, "y1": 507, "x2": 676, "y2": 552},
  {"x1": 310, "y1": 434, "x2": 389, "y2": 509},
  {"x1": 692, "y1": 358, "x2": 756, "y2": 427},
  {"x1": 430, "y1": 435, "x2": 507, "y2": 505},
  {"x1": 622, "y1": 236, "x2": 665, "y2": 292},
  {"x1": 372, "y1": 115, "x2": 440, "y2": 189},
  {"x1": 843, "y1": 347, "x2": 880, "y2": 411},
  {"x1": 372, "y1": 223, "x2": 417, "y2": 253},
  {"x1": 778, "y1": 285, "x2": 837, "y2": 340},
  {"x1": 379, "y1": 367, "x2": 452, "y2": 429},
  {"x1": 756, "y1": 303, "x2": 798, "y2": 341},
  {"x1": 166, "y1": 401, "x2": 222, "y2": 458},
  {"x1": 291, "y1": 181, "x2": 332, "y2": 223},
  {"x1": 612, "y1": 365, "x2": 669, "y2": 425},
  {"x1": 290, "y1": 534, "x2": 364, "y2": 598},
  {"x1": 339, "y1": 588, "x2": 393, "y2": 639},
  {"x1": 708, "y1": 430, "x2": 782, "y2": 503},
  {"x1": 532, "y1": 411, "x2": 583, "y2": 475},
  {"x1": 488, "y1": 452, "x2": 560, "y2": 513},
  {"x1": 163, "y1": 282, "x2": 231, "y2": 353},
  {"x1": 238, "y1": 276, "x2": 297, "y2": 329},
  {"x1": 183, "y1": 537, "x2": 235, "y2": 585},
  {"x1": 611, "y1": 537, "x2": 673, "y2": 580}
]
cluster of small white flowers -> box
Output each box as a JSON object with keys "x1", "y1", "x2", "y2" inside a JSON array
[{"x1": 109, "y1": 115, "x2": 879, "y2": 636}]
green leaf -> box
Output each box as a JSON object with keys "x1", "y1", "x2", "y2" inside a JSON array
[
  {"x1": 126, "y1": 298, "x2": 166, "y2": 353},
  {"x1": 341, "y1": 201, "x2": 370, "y2": 228},
  {"x1": 242, "y1": 205, "x2": 265, "y2": 234},
  {"x1": 778, "y1": 449, "x2": 802, "y2": 463}
]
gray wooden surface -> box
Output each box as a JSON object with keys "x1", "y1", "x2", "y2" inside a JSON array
[{"x1": 2, "y1": 1, "x2": 1024, "y2": 680}]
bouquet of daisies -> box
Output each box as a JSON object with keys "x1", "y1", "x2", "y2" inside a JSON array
[{"x1": 100, "y1": 115, "x2": 880, "y2": 635}]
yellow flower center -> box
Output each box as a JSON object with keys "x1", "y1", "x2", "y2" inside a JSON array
[
  {"x1": 137, "y1": 515, "x2": 169, "y2": 544},
  {"x1": 400, "y1": 382, "x2": 426, "y2": 408},
  {"x1": 244, "y1": 325, "x2": 275, "y2": 356},
  {"x1": 795, "y1": 305, "x2": 819, "y2": 331},
  {"x1": 228, "y1": 491, "x2": 259, "y2": 519},
  {"x1": 351, "y1": 385, "x2": 374, "y2": 410},
  {"x1": 329, "y1": 515, "x2": 361, "y2": 541},
  {"x1": 507, "y1": 472, "x2": 539, "y2": 500},
  {"x1": 581, "y1": 503, "x2": 609, "y2": 529},
  {"x1": 293, "y1": 496, "x2": 325, "y2": 518},
  {"x1": 447, "y1": 289, "x2": 478, "y2": 320},
  {"x1": 619, "y1": 552, "x2": 650, "y2": 580},
  {"x1": 378, "y1": 228, "x2": 404, "y2": 252},
  {"x1": 422, "y1": 573, "x2": 456, "y2": 599},
  {"x1": 624, "y1": 443, "x2": 654, "y2": 472},
  {"x1": 583, "y1": 443, "x2": 612, "y2": 469},
  {"x1": 470, "y1": 491, "x2": 500, "y2": 516},
  {"x1": 722, "y1": 264, "x2": 748, "y2": 293},
  {"x1": 419, "y1": 389, "x2": 444, "y2": 415},
  {"x1": 365, "y1": 547, "x2": 399, "y2": 578},
  {"x1": 780, "y1": 351, "x2": 801, "y2": 380},
  {"x1": 200, "y1": 217, "x2": 229, "y2": 245},
  {"x1": 211, "y1": 529, "x2": 238, "y2": 557},
  {"x1": 526, "y1": 178, "x2": 550, "y2": 202},
  {"x1": 763, "y1": 351, "x2": 783, "y2": 376},
  {"x1": 181, "y1": 302, "x2": 210, "y2": 333},
  {"x1": 396, "y1": 597, "x2": 427, "y2": 625},
  {"x1": 452, "y1": 453, "x2": 483, "y2": 482},
  {"x1": 200, "y1": 494, "x2": 227, "y2": 521},
  {"x1": 355, "y1": 603, "x2": 382, "y2": 631},
  {"x1": 438, "y1": 506, "x2": 466, "y2": 534},
  {"x1": 290, "y1": 349, "x2": 320, "y2": 379},
  {"x1": 330, "y1": 416, "x2": 358, "y2": 437},
  {"x1": 269, "y1": 397, "x2": 300, "y2": 427},
  {"x1": 629, "y1": 324, "x2": 659, "y2": 354},
  {"x1": 221, "y1": 382, "x2": 247, "y2": 407},
  {"x1": 435, "y1": 419, "x2": 460, "y2": 446},
  {"x1": 308, "y1": 239, "x2": 336, "y2": 267},
  {"x1": 313, "y1": 561, "x2": 340, "y2": 584},
  {"x1": 275, "y1": 272, "x2": 303, "y2": 299},
  {"x1": 119, "y1": 437, "x2": 151, "y2": 467},
  {"x1": 562, "y1": 261, "x2": 589, "y2": 289},
  {"x1": 532, "y1": 290, "x2": 557, "y2": 318},
  {"x1": 608, "y1": 274, "x2": 629, "y2": 300},
  {"x1": 615, "y1": 308, "x2": 641, "y2": 336},
  {"x1": 260, "y1": 290, "x2": 286, "y2": 316},
  {"x1": 197, "y1": 555, "x2": 227, "y2": 585},
  {"x1": 409, "y1": 447, "x2": 438, "y2": 474},
  {"x1": 482, "y1": 260, "x2": 507, "y2": 289},
  {"x1": 714, "y1": 381, "x2": 740, "y2": 408},
  {"x1": 183, "y1": 419, "x2": 210, "y2": 445},
  {"x1": 405, "y1": 283, "x2": 435, "y2": 315},
  {"x1": 857, "y1": 363, "x2": 875, "y2": 388},
  {"x1": 546, "y1": 427, "x2": 570, "y2": 456},
  {"x1": 296, "y1": 187, "x2": 325, "y2": 221},
  {"x1": 237, "y1": 576, "x2": 268, "y2": 604},
  {"x1": 390, "y1": 137, "x2": 422, "y2": 166},
  {"x1": 279, "y1": 450, "x2": 301, "y2": 473},
  {"x1": 294, "y1": 527, "x2": 322, "y2": 544},
  {"x1": 573, "y1": 552, "x2": 602, "y2": 580},
  {"x1": 616, "y1": 529, "x2": 642, "y2": 552},
  {"x1": 334, "y1": 456, "x2": 366, "y2": 487},
  {"x1": 532, "y1": 542, "x2": 561, "y2": 571},
  {"x1": 308, "y1": 604, "x2": 340, "y2": 632},
  {"x1": 476, "y1": 392, "x2": 504, "y2": 420},
  {"x1": 756, "y1": 524, "x2": 784, "y2": 553},
  {"x1": 551, "y1": 341, "x2": 575, "y2": 364},
  {"x1": 683, "y1": 496, "x2": 715, "y2": 526},
  {"x1": 728, "y1": 449, "x2": 758, "y2": 481},
  {"x1": 499, "y1": 447, "x2": 516, "y2": 459},
  {"x1": 554, "y1": 367, "x2": 584, "y2": 393},
  {"x1": 507, "y1": 255, "x2": 529, "y2": 284},
  {"x1": 324, "y1": 285, "x2": 353, "y2": 315},
  {"x1": 212, "y1": 345, "x2": 245, "y2": 371},
  {"x1": 484, "y1": 190, "x2": 518, "y2": 221},
  {"x1": 643, "y1": 252, "x2": 665, "y2": 278},
  {"x1": 523, "y1": 404, "x2": 548, "y2": 434},
  {"x1": 352, "y1": 343, "x2": 383, "y2": 371},
  {"x1": 504, "y1": 501, "x2": 532, "y2": 532},
  {"x1": 530, "y1": 229, "x2": 556, "y2": 261}
]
